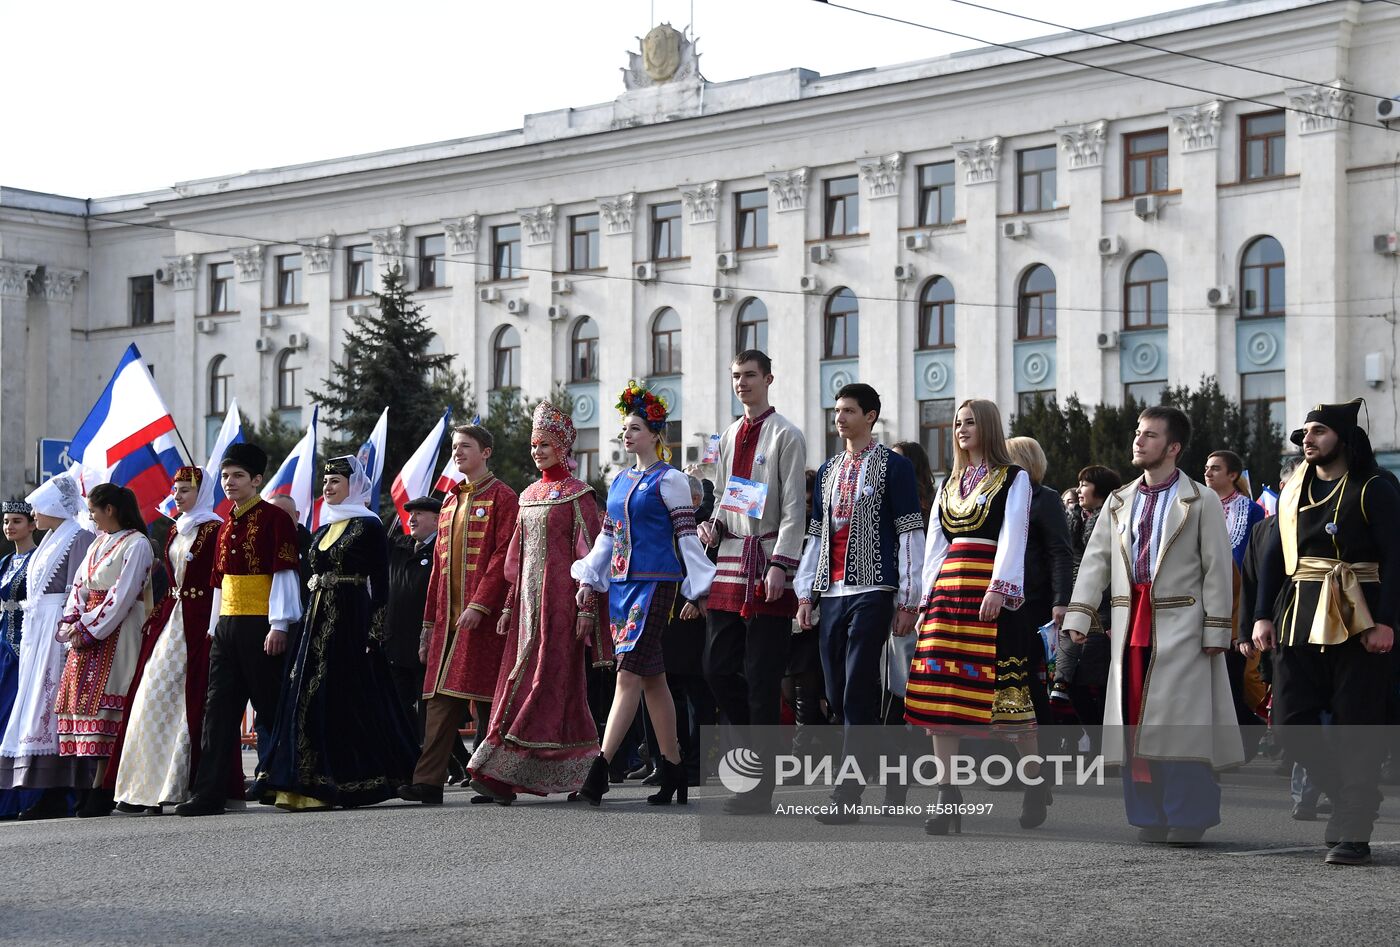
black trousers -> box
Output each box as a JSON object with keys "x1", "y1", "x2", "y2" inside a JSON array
[
  {"x1": 192, "y1": 615, "x2": 286, "y2": 803},
  {"x1": 703, "y1": 609, "x2": 792, "y2": 799},
  {"x1": 1274, "y1": 637, "x2": 1390, "y2": 842},
  {"x1": 388, "y1": 663, "x2": 427, "y2": 741}
]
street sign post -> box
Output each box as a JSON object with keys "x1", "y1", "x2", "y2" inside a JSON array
[{"x1": 36, "y1": 438, "x2": 72, "y2": 484}]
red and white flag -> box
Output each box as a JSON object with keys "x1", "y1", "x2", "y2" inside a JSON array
[{"x1": 390, "y1": 408, "x2": 451, "y2": 534}]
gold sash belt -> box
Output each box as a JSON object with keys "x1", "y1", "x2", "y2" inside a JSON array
[{"x1": 1291, "y1": 557, "x2": 1379, "y2": 646}]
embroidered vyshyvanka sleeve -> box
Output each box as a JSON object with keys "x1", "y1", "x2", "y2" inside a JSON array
[
  {"x1": 73, "y1": 537, "x2": 153, "y2": 644},
  {"x1": 571, "y1": 518, "x2": 615, "y2": 593},
  {"x1": 988, "y1": 470, "x2": 1031, "y2": 610},
  {"x1": 660, "y1": 468, "x2": 716, "y2": 601},
  {"x1": 919, "y1": 506, "x2": 950, "y2": 610}
]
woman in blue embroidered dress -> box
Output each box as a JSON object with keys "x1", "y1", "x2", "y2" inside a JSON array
[{"x1": 572, "y1": 382, "x2": 715, "y2": 806}]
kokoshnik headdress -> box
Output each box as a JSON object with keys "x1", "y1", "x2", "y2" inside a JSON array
[
  {"x1": 532, "y1": 400, "x2": 579, "y2": 470},
  {"x1": 616, "y1": 379, "x2": 671, "y2": 463}
]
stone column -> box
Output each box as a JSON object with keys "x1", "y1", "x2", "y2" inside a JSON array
[
  {"x1": 1166, "y1": 101, "x2": 1224, "y2": 399},
  {"x1": 597, "y1": 193, "x2": 639, "y2": 467},
  {"x1": 764, "y1": 169, "x2": 815, "y2": 464},
  {"x1": 679, "y1": 181, "x2": 721, "y2": 448},
  {"x1": 1056, "y1": 121, "x2": 1107, "y2": 406},
  {"x1": 857, "y1": 154, "x2": 906, "y2": 441},
  {"x1": 518, "y1": 204, "x2": 557, "y2": 399},
  {"x1": 231, "y1": 245, "x2": 268, "y2": 423},
  {"x1": 167, "y1": 253, "x2": 200, "y2": 449},
  {"x1": 442, "y1": 215, "x2": 481, "y2": 380},
  {"x1": 29, "y1": 268, "x2": 84, "y2": 469},
  {"x1": 0, "y1": 262, "x2": 36, "y2": 493},
  {"x1": 952, "y1": 138, "x2": 1004, "y2": 406}
]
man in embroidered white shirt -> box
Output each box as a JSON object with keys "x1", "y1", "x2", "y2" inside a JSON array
[{"x1": 796, "y1": 384, "x2": 924, "y2": 823}]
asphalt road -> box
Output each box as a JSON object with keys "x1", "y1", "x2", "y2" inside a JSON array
[{"x1": 2, "y1": 755, "x2": 1396, "y2": 946}]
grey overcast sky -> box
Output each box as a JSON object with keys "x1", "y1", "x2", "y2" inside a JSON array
[{"x1": 4, "y1": 0, "x2": 1209, "y2": 198}]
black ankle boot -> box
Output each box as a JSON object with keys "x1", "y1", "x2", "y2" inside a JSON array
[
  {"x1": 1019, "y1": 779, "x2": 1052, "y2": 829},
  {"x1": 646, "y1": 757, "x2": 687, "y2": 806},
  {"x1": 77, "y1": 788, "x2": 115, "y2": 819},
  {"x1": 924, "y1": 785, "x2": 964, "y2": 836},
  {"x1": 19, "y1": 788, "x2": 71, "y2": 821},
  {"x1": 578, "y1": 755, "x2": 611, "y2": 806}
]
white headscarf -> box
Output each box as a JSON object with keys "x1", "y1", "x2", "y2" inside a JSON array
[
  {"x1": 173, "y1": 467, "x2": 223, "y2": 536},
  {"x1": 24, "y1": 465, "x2": 102, "y2": 600},
  {"x1": 319, "y1": 455, "x2": 377, "y2": 526}
]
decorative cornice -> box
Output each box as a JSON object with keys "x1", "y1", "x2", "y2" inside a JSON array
[
  {"x1": 954, "y1": 137, "x2": 1002, "y2": 185},
  {"x1": 303, "y1": 234, "x2": 335, "y2": 274},
  {"x1": 520, "y1": 204, "x2": 556, "y2": 245},
  {"x1": 1287, "y1": 82, "x2": 1354, "y2": 135},
  {"x1": 443, "y1": 215, "x2": 480, "y2": 254},
  {"x1": 766, "y1": 167, "x2": 809, "y2": 212},
  {"x1": 231, "y1": 245, "x2": 266, "y2": 282},
  {"x1": 679, "y1": 181, "x2": 720, "y2": 223},
  {"x1": 1168, "y1": 100, "x2": 1223, "y2": 153},
  {"x1": 599, "y1": 193, "x2": 636, "y2": 234},
  {"x1": 1057, "y1": 121, "x2": 1107, "y2": 170},
  {"x1": 369, "y1": 225, "x2": 407, "y2": 270},
  {"x1": 857, "y1": 153, "x2": 904, "y2": 199},
  {"x1": 0, "y1": 262, "x2": 36, "y2": 299},
  {"x1": 165, "y1": 253, "x2": 198, "y2": 291},
  {"x1": 39, "y1": 268, "x2": 84, "y2": 301}
]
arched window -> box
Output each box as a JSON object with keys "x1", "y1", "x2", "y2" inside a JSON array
[
  {"x1": 492, "y1": 325, "x2": 521, "y2": 390},
  {"x1": 824, "y1": 288, "x2": 859, "y2": 359},
  {"x1": 571, "y1": 316, "x2": 598, "y2": 382},
  {"x1": 275, "y1": 350, "x2": 300, "y2": 409},
  {"x1": 1017, "y1": 265, "x2": 1056, "y2": 340},
  {"x1": 651, "y1": 307, "x2": 682, "y2": 375},
  {"x1": 918, "y1": 276, "x2": 955, "y2": 349},
  {"x1": 1124, "y1": 252, "x2": 1168, "y2": 330},
  {"x1": 1241, "y1": 236, "x2": 1285, "y2": 318},
  {"x1": 207, "y1": 355, "x2": 231, "y2": 416},
  {"x1": 735, "y1": 297, "x2": 768, "y2": 353}
]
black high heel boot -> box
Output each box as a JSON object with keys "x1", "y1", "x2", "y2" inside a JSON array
[
  {"x1": 923, "y1": 784, "x2": 964, "y2": 836},
  {"x1": 577, "y1": 754, "x2": 611, "y2": 806},
  {"x1": 1019, "y1": 779, "x2": 1052, "y2": 829},
  {"x1": 646, "y1": 757, "x2": 687, "y2": 806}
]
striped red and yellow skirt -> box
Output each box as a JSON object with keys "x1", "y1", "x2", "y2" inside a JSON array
[{"x1": 903, "y1": 537, "x2": 1037, "y2": 733}]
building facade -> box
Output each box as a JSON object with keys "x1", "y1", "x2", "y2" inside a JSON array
[{"x1": 2, "y1": 0, "x2": 1399, "y2": 494}]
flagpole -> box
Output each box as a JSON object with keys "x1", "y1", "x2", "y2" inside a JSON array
[{"x1": 171, "y1": 425, "x2": 193, "y2": 465}]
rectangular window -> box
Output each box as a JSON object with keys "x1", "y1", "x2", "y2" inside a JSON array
[
  {"x1": 275, "y1": 254, "x2": 303, "y2": 306},
  {"x1": 1125, "y1": 380, "x2": 1166, "y2": 405},
  {"x1": 735, "y1": 189, "x2": 769, "y2": 249},
  {"x1": 569, "y1": 213, "x2": 600, "y2": 271},
  {"x1": 1017, "y1": 146, "x2": 1057, "y2": 212},
  {"x1": 347, "y1": 244, "x2": 374, "y2": 297},
  {"x1": 1124, "y1": 129, "x2": 1169, "y2": 197},
  {"x1": 209, "y1": 262, "x2": 235, "y2": 314},
  {"x1": 663, "y1": 420, "x2": 683, "y2": 469},
  {"x1": 650, "y1": 201, "x2": 683, "y2": 261},
  {"x1": 1241, "y1": 110, "x2": 1286, "y2": 181},
  {"x1": 418, "y1": 234, "x2": 446, "y2": 289},
  {"x1": 917, "y1": 161, "x2": 956, "y2": 226},
  {"x1": 1242, "y1": 370, "x2": 1286, "y2": 434},
  {"x1": 919, "y1": 398, "x2": 955, "y2": 473},
  {"x1": 825, "y1": 408, "x2": 843, "y2": 460},
  {"x1": 129, "y1": 275, "x2": 154, "y2": 326},
  {"x1": 824, "y1": 176, "x2": 859, "y2": 237},
  {"x1": 1017, "y1": 390, "x2": 1056, "y2": 415},
  {"x1": 492, "y1": 224, "x2": 522, "y2": 280}
]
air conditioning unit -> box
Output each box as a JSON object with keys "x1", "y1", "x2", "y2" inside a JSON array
[
  {"x1": 254, "y1": 337, "x2": 274, "y2": 353},
  {"x1": 716, "y1": 252, "x2": 738, "y2": 272},
  {"x1": 1098, "y1": 236, "x2": 1124, "y2": 257},
  {"x1": 608, "y1": 447, "x2": 628, "y2": 466},
  {"x1": 478, "y1": 286, "x2": 501, "y2": 303},
  {"x1": 547, "y1": 304, "x2": 568, "y2": 321},
  {"x1": 1134, "y1": 195, "x2": 1160, "y2": 220},
  {"x1": 1374, "y1": 232, "x2": 1400, "y2": 255},
  {"x1": 712, "y1": 287, "x2": 734, "y2": 303},
  {"x1": 287, "y1": 332, "x2": 309, "y2": 350},
  {"x1": 346, "y1": 303, "x2": 370, "y2": 320},
  {"x1": 635, "y1": 262, "x2": 657, "y2": 282},
  {"x1": 1003, "y1": 221, "x2": 1029, "y2": 239},
  {"x1": 259, "y1": 313, "x2": 280, "y2": 329},
  {"x1": 894, "y1": 263, "x2": 916, "y2": 282},
  {"x1": 809, "y1": 244, "x2": 834, "y2": 265},
  {"x1": 1378, "y1": 98, "x2": 1399, "y2": 124},
  {"x1": 505, "y1": 297, "x2": 528, "y2": 315},
  {"x1": 195, "y1": 318, "x2": 216, "y2": 334},
  {"x1": 154, "y1": 267, "x2": 173, "y2": 285},
  {"x1": 904, "y1": 233, "x2": 928, "y2": 252},
  {"x1": 551, "y1": 278, "x2": 572, "y2": 295},
  {"x1": 799, "y1": 274, "x2": 821, "y2": 293},
  {"x1": 685, "y1": 445, "x2": 701, "y2": 463},
  {"x1": 1096, "y1": 331, "x2": 1119, "y2": 350},
  {"x1": 1206, "y1": 285, "x2": 1235, "y2": 307}
]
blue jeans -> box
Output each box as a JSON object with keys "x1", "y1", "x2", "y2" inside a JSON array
[{"x1": 818, "y1": 589, "x2": 895, "y2": 802}]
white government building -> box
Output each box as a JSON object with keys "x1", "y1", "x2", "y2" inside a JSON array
[{"x1": 3, "y1": 0, "x2": 1399, "y2": 493}]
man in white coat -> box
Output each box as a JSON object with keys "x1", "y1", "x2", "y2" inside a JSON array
[{"x1": 1065, "y1": 405, "x2": 1244, "y2": 846}]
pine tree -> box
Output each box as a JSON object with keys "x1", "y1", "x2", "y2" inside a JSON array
[{"x1": 306, "y1": 266, "x2": 475, "y2": 499}]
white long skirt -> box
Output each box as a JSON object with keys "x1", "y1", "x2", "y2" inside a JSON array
[
  {"x1": 0, "y1": 594, "x2": 68, "y2": 784},
  {"x1": 113, "y1": 606, "x2": 193, "y2": 806}
]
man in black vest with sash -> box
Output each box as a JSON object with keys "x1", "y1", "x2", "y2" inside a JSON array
[{"x1": 1253, "y1": 399, "x2": 1400, "y2": 865}]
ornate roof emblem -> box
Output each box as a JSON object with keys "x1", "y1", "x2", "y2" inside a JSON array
[{"x1": 624, "y1": 23, "x2": 700, "y2": 90}]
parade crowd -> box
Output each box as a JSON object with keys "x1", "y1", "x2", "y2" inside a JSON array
[{"x1": 0, "y1": 349, "x2": 1396, "y2": 867}]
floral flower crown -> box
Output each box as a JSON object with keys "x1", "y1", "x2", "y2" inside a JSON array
[{"x1": 615, "y1": 380, "x2": 669, "y2": 433}]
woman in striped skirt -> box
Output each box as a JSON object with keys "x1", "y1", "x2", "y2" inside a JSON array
[{"x1": 905, "y1": 398, "x2": 1041, "y2": 834}]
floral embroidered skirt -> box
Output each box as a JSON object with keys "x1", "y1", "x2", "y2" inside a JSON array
[
  {"x1": 609, "y1": 580, "x2": 677, "y2": 677},
  {"x1": 904, "y1": 537, "x2": 1037, "y2": 733}
]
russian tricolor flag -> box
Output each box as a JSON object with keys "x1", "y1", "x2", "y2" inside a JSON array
[
  {"x1": 357, "y1": 407, "x2": 389, "y2": 515},
  {"x1": 116, "y1": 432, "x2": 187, "y2": 525},
  {"x1": 434, "y1": 456, "x2": 465, "y2": 494},
  {"x1": 262, "y1": 405, "x2": 318, "y2": 529},
  {"x1": 70, "y1": 344, "x2": 178, "y2": 470},
  {"x1": 390, "y1": 407, "x2": 451, "y2": 534}
]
